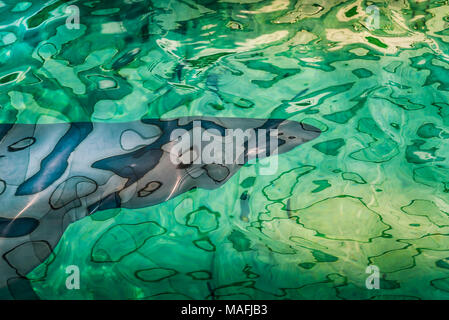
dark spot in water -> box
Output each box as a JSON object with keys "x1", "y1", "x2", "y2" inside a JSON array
[
  {"x1": 8, "y1": 137, "x2": 36, "y2": 152},
  {"x1": 0, "y1": 217, "x2": 39, "y2": 238}
]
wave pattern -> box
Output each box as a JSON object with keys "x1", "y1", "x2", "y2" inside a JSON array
[{"x1": 0, "y1": 0, "x2": 449, "y2": 299}]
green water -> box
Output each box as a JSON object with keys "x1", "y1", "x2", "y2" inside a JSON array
[{"x1": 1, "y1": 0, "x2": 449, "y2": 299}]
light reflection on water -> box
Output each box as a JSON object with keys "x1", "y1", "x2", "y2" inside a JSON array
[{"x1": 0, "y1": 0, "x2": 448, "y2": 299}]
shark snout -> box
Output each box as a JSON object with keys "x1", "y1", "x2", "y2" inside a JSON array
[{"x1": 278, "y1": 120, "x2": 321, "y2": 146}]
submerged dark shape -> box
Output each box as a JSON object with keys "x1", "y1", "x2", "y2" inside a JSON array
[{"x1": 0, "y1": 117, "x2": 320, "y2": 299}]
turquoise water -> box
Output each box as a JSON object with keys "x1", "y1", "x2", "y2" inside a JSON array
[{"x1": 0, "y1": 0, "x2": 449, "y2": 299}]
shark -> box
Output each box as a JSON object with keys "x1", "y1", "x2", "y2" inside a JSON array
[{"x1": 0, "y1": 116, "x2": 320, "y2": 299}]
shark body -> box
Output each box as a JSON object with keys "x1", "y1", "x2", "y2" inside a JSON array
[{"x1": 0, "y1": 116, "x2": 320, "y2": 299}]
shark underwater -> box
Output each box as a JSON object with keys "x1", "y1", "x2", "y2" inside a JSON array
[{"x1": 0, "y1": 116, "x2": 320, "y2": 299}]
